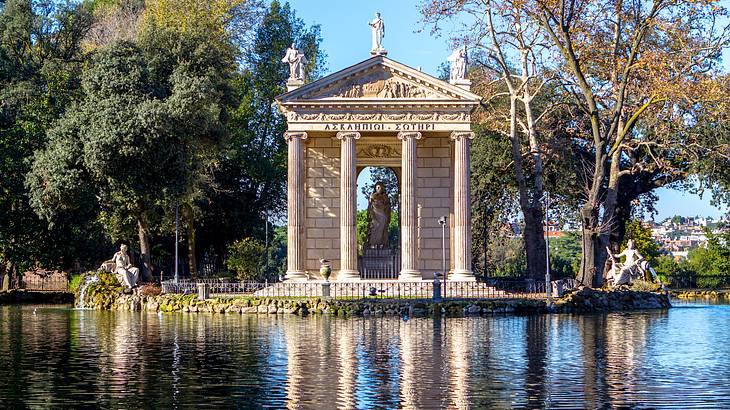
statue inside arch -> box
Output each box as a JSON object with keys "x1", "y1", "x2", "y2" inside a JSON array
[{"x1": 367, "y1": 182, "x2": 391, "y2": 248}]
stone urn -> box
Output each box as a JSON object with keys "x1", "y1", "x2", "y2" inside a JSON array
[{"x1": 319, "y1": 259, "x2": 332, "y2": 282}]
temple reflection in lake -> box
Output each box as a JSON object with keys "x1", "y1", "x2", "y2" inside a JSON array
[{"x1": 3, "y1": 306, "x2": 730, "y2": 408}]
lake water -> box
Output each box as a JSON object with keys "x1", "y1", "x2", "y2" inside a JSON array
[{"x1": 1, "y1": 301, "x2": 729, "y2": 409}]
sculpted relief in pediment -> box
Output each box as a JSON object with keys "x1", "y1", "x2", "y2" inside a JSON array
[{"x1": 303, "y1": 69, "x2": 447, "y2": 99}]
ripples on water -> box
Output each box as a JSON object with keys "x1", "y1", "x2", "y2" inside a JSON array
[{"x1": 1, "y1": 302, "x2": 729, "y2": 409}]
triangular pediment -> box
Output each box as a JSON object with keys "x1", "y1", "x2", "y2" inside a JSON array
[{"x1": 277, "y1": 55, "x2": 481, "y2": 104}]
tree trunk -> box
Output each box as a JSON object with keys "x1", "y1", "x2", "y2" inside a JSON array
[
  {"x1": 523, "y1": 92, "x2": 547, "y2": 281},
  {"x1": 137, "y1": 217, "x2": 154, "y2": 282},
  {"x1": 183, "y1": 204, "x2": 198, "y2": 279},
  {"x1": 507, "y1": 96, "x2": 548, "y2": 280},
  {"x1": 578, "y1": 149, "x2": 607, "y2": 288},
  {"x1": 610, "y1": 201, "x2": 631, "y2": 252},
  {"x1": 523, "y1": 206, "x2": 547, "y2": 281}
]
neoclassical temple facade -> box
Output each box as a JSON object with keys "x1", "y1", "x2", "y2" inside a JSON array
[{"x1": 275, "y1": 55, "x2": 480, "y2": 281}]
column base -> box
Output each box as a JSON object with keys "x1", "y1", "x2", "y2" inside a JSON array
[
  {"x1": 337, "y1": 269, "x2": 361, "y2": 281},
  {"x1": 398, "y1": 269, "x2": 422, "y2": 281},
  {"x1": 448, "y1": 270, "x2": 476, "y2": 282},
  {"x1": 285, "y1": 270, "x2": 308, "y2": 281}
]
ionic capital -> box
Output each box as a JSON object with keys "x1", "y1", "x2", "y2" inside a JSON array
[
  {"x1": 336, "y1": 131, "x2": 361, "y2": 141},
  {"x1": 284, "y1": 131, "x2": 308, "y2": 142},
  {"x1": 450, "y1": 131, "x2": 475, "y2": 141},
  {"x1": 397, "y1": 131, "x2": 422, "y2": 141}
]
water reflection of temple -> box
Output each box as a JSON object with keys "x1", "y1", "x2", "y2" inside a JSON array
[{"x1": 1, "y1": 308, "x2": 686, "y2": 408}]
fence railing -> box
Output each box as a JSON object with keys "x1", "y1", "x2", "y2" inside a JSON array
[
  {"x1": 662, "y1": 274, "x2": 730, "y2": 290},
  {"x1": 20, "y1": 276, "x2": 69, "y2": 292},
  {"x1": 162, "y1": 278, "x2": 549, "y2": 300},
  {"x1": 161, "y1": 280, "x2": 271, "y2": 295}
]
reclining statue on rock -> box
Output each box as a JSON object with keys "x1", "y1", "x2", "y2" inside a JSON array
[
  {"x1": 99, "y1": 244, "x2": 139, "y2": 289},
  {"x1": 606, "y1": 240, "x2": 657, "y2": 287}
]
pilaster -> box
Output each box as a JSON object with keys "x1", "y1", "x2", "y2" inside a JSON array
[
  {"x1": 398, "y1": 131, "x2": 422, "y2": 281},
  {"x1": 450, "y1": 131, "x2": 475, "y2": 281},
  {"x1": 285, "y1": 132, "x2": 308, "y2": 281},
  {"x1": 336, "y1": 131, "x2": 361, "y2": 281}
]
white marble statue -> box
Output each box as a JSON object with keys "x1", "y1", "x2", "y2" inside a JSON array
[
  {"x1": 367, "y1": 182, "x2": 391, "y2": 248},
  {"x1": 369, "y1": 12, "x2": 385, "y2": 53},
  {"x1": 113, "y1": 244, "x2": 139, "y2": 288},
  {"x1": 448, "y1": 46, "x2": 468, "y2": 82},
  {"x1": 281, "y1": 43, "x2": 307, "y2": 81},
  {"x1": 607, "y1": 240, "x2": 657, "y2": 286}
]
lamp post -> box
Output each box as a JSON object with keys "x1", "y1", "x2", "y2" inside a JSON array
[
  {"x1": 438, "y1": 215, "x2": 447, "y2": 295},
  {"x1": 174, "y1": 202, "x2": 179, "y2": 284},
  {"x1": 543, "y1": 193, "x2": 551, "y2": 300}
]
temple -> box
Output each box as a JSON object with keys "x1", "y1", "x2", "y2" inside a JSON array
[{"x1": 275, "y1": 54, "x2": 480, "y2": 281}]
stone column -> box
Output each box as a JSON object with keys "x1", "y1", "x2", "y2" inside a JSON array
[
  {"x1": 451, "y1": 132, "x2": 475, "y2": 280},
  {"x1": 336, "y1": 131, "x2": 360, "y2": 280},
  {"x1": 398, "y1": 131, "x2": 422, "y2": 280},
  {"x1": 285, "y1": 132, "x2": 308, "y2": 281}
]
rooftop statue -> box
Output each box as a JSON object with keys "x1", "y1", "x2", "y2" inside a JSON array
[
  {"x1": 367, "y1": 182, "x2": 391, "y2": 248},
  {"x1": 369, "y1": 12, "x2": 385, "y2": 55},
  {"x1": 281, "y1": 43, "x2": 307, "y2": 81},
  {"x1": 447, "y1": 45, "x2": 468, "y2": 82}
]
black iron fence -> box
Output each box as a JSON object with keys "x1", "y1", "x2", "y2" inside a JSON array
[
  {"x1": 662, "y1": 274, "x2": 730, "y2": 290},
  {"x1": 161, "y1": 279, "x2": 271, "y2": 295},
  {"x1": 359, "y1": 248, "x2": 400, "y2": 280},
  {"x1": 162, "y1": 278, "x2": 549, "y2": 300}
]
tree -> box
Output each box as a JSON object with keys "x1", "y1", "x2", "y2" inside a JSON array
[
  {"x1": 0, "y1": 0, "x2": 99, "y2": 282},
  {"x1": 197, "y1": 0, "x2": 325, "y2": 264},
  {"x1": 530, "y1": 0, "x2": 730, "y2": 286},
  {"x1": 27, "y1": 31, "x2": 235, "y2": 281},
  {"x1": 226, "y1": 237, "x2": 265, "y2": 281},
  {"x1": 421, "y1": 0, "x2": 577, "y2": 280}
]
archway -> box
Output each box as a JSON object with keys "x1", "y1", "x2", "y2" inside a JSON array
[{"x1": 357, "y1": 166, "x2": 400, "y2": 279}]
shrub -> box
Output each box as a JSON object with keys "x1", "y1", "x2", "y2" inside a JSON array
[
  {"x1": 226, "y1": 237, "x2": 265, "y2": 281},
  {"x1": 69, "y1": 274, "x2": 84, "y2": 294},
  {"x1": 631, "y1": 279, "x2": 660, "y2": 292},
  {"x1": 138, "y1": 283, "x2": 161, "y2": 297}
]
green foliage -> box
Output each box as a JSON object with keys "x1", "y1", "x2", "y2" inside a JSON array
[
  {"x1": 0, "y1": 0, "x2": 107, "y2": 273},
  {"x1": 226, "y1": 237, "x2": 265, "y2": 281},
  {"x1": 685, "y1": 229, "x2": 730, "y2": 277},
  {"x1": 548, "y1": 231, "x2": 581, "y2": 279},
  {"x1": 622, "y1": 220, "x2": 660, "y2": 264},
  {"x1": 356, "y1": 209, "x2": 368, "y2": 254},
  {"x1": 653, "y1": 255, "x2": 685, "y2": 279},
  {"x1": 655, "y1": 229, "x2": 730, "y2": 288},
  {"x1": 470, "y1": 124, "x2": 519, "y2": 277},
  {"x1": 485, "y1": 237, "x2": 526, "y2": 278},
  {"x1": 261, "y1": 225, "x2": 287, "y2": 281},
  {"x1": 69, "y1": 274, "x2": 84, "y2": 294},
  {"x1": 197, "y1": 1, "x2": 324, "y2": 261}
]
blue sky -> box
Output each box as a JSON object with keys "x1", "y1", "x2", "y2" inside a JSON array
[{"x1": 285, "y1": 0, "x2": 729, "y2": 221}]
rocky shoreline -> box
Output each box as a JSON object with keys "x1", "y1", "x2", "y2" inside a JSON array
[{"x1": 74, "y1": 286, "x2": 671, "y2": 317}]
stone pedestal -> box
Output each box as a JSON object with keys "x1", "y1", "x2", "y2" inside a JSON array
[
  {"x1": 398, "y1": 131, "x2": 422, "y2": 281},
  {"x1": 286, "y1": 78, "x2": 304, "y2": 92},
  {"x1": 450, "y1": 132, "x2": 475, "y2": 281},
  {"x1": 285, "y1": 132, "x2": 308, "y2": 281},
  {"x1": 337, "y1": 132, "x2": 360, "y2": 281}
]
